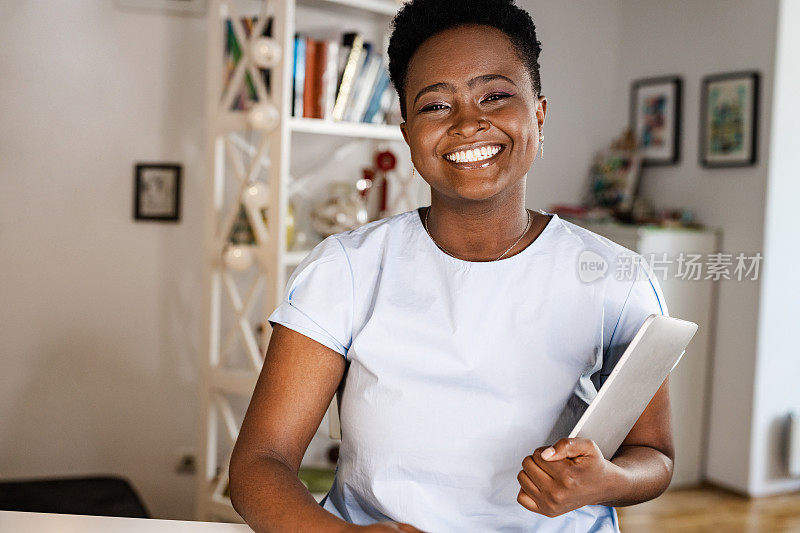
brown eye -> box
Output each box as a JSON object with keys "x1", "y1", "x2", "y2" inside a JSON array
[
  {"x1": 420, "y1": 103, "x2": 448, "y2": 112},
  {"x1": 484, "y1": 93, "x2": 511, "y2": 102}
]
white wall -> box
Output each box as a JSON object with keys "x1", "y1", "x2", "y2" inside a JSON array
[
  {"x1": 0, "y1": 1, "x2": 206, "y2": 519},
  {"x1": 750, "y1": 0, "x2": 800, "y2": 497},
  {"x1": 519, "y1": 0, "x2": 622, "y2": 212},
  {"x1": 613, "y1": 0, "x2": 779, "y2": 494}
]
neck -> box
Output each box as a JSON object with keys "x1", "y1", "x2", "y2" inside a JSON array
[{"x1": 425, "y1": 192, "x2": 534, "y2": 261}]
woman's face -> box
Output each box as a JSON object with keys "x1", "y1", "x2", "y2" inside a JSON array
[{"x1": 400, "y1": 24, "x2": 546, "y2": 204}]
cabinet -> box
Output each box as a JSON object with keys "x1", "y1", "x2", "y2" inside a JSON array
[
  {"x1": 196, "y1": 0, "x2": 415, "y2": 522},
  {"x1": 570, "y1": 219, "x2": 720, "y2": 488}
]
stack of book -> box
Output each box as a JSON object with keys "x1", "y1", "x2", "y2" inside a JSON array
[{"x1": 292, "y1": 31, "x2": 399, "y2": 124}]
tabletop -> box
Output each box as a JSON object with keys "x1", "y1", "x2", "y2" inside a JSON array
[{"x1": 0, "y1": 511, "x2": 254, "y2": 532}]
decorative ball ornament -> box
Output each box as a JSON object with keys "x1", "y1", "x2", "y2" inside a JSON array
[
  {"x1": 243, "y1": 182, "x2": 269, "y2": 209},
  {"x1": 223, "y1": 244, "x2": 254, "y2": 272},
  {"x1": 250, "y1": 37, "x2": 281, "y2": 69},
  {"x1": 375, "y1": 150, "x2": 397, "y2": 172},
  {"x1": 248, "y1": 102, "x2": 280, "y2": 131}
]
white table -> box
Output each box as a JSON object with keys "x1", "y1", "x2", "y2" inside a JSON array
[{"x1": 0, "y1": 511, "x2": 254, "y2": 532}]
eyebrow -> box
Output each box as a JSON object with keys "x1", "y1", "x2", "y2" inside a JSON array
[{"x1": 412, "y1": 74, "x2": 517, "y2": 107}]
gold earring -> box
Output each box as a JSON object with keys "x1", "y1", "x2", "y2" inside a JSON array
[{"x1": 539, "y1": 133, "x2": 544, "y2": 159}]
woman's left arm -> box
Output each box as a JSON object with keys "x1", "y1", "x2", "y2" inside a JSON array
[
  {"x1": 595, "y1": 374, "x2": 674, "y2": 506},
  {"x1": 517, "y1": 376, "x2": 674, "y2": 516}
]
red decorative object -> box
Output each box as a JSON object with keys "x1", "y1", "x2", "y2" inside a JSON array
[{"x1": 375, "y1": 150, "x2": 396, "y2": 172}]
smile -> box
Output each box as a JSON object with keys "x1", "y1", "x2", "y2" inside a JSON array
[{"x1": 442, "y1": 144, "x2": 505, "y2": 169}]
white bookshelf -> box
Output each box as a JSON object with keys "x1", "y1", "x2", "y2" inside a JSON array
[{"x1": 196, "y1": 0, "x2": 418, "y2": 522}]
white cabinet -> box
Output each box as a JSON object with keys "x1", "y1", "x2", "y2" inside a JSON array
[{"x1": 571, "y1": 220, "x2": 720, "y2": 488}]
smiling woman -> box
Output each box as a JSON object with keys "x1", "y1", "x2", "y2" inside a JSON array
[
  {"x1": 394, "y1": 18, "x2": 548, "y2": 258},
  {"x1": 229, "y1": 1, "x2": 675, "y2": 532}
]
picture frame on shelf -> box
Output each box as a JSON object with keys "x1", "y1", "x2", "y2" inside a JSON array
[
  {"x1": 699, "y1": 70, "x2": 759, "y2": 168},
  {"x1": 134, "y1": 163, "x2": 182, "y2": 222},
  {"x1": 630, "y1": 76, "x2": 682, "y2": 166}
]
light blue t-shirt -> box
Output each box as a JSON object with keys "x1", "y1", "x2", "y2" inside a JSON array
[{"x1": 268, "y1": 207, "x2": 669, "y2": 532}]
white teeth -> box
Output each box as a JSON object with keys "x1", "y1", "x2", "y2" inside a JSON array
[{"x1": 445, "y1": 145, "x2": 501, "y2": 163}]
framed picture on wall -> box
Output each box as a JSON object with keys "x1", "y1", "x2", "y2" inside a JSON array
[
  {"x1": 134, "y1": 163, "x2": 181, "y2": 222},
  {"x1": 699, "y1": 71, "x2": 759, "y2": 168},
  {"x1": 630, "y1": 76, "x2": 682, "y2": 166}
]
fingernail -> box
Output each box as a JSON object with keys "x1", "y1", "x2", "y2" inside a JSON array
[{"x1": 542, "y1": 447, "x2": 555, "y2": 459}]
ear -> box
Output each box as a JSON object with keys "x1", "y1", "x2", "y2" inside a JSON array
[
  {"x1": 400, "y1": 122, "x2": 410, "y2": 147},
  {"x1": 535, "y1": 95, "x2": 547, "y2": 131}
]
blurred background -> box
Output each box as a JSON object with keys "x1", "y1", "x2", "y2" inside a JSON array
[{"x1": 1, "y1": 0, "x2": 798, "y2": 531}]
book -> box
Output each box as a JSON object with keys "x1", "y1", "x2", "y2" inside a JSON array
[
  {"x1": 332, "y1": 32, "x2": 365, "y2": 121},
  {"x1": 347, "y1": 50, "x2": 383, "y2": 122},
  {"x1": 321, "y1": 39, "x2": 340, "y2": 120},
  {"x1": 292, "y1": 34, "x2": 306, "y2": 117},
  {"x1": 303, "y1": 38, "x2": 323, "y2": 118},
  {"x1": 362, "y1": 62, "x2": 390, "y2": 123}
]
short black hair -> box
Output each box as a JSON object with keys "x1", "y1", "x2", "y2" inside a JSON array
[{"x1": 387, "y1": 0, "x2": 543, "y2": 122}]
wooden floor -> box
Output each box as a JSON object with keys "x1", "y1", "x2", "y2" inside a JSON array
[{"x1": 616, "y1": 483, "x2": 800, "y2": 532}]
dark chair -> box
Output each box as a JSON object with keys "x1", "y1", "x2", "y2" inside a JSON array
[{"x1": 0, "y1": 475, "x2": 150, "y2": 517}]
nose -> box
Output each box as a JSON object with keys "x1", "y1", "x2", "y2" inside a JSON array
[{"x1": 447, "y1": 105, "x2": 490, "y2": 137}]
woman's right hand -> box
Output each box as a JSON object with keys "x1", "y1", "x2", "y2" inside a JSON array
[{"x1": 352, "y1": 521, "x2": 427, "y2": 532}]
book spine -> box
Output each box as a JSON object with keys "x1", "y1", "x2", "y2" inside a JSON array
[
  {"x1": 349, "y1": 53, "x2": 380, "y2": 122},
  {"x1": 321, "y1": 40, "x2": 340, "y2": 120},
  {"x1": 343, "y1": 43, "x2": 372, "y2": 121},
  {"x1": 363, "y1": 67, "x2": 390, "y2": 123},
  {"x1": 293, "y1": 35, "x2": 306, "y2": 118},
  {"x1": 312, "y1": 40, "x2": 326, "y2": 118},
  {"x1": 332, "y1": 33, "x2": 364, "y2": 121},
  {"x1": 303, "y1": 39, "x2": 318, "y2": 118}
]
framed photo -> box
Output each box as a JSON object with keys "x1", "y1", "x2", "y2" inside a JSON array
[
  {"x1": 630, "y1": 76, "x2": 682, "y2": 166},
  {"x1": 134, "y1": 163, "x2": 181, "y2": 222},
  {"x1": 699, "y1": 71, "x2": 759, "y2": 167}
]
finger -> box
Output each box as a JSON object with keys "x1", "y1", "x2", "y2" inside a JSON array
[
  {"x1": 532, "y1": 448, "x2": 574, "y2": 479},
  {"x1": 542, "y1": 437, "x2": 592, "y2": 461},
  {"x1": 516, "y1": 468, "x2": 543, "y2": 500},
  {"x1": 523, "y1": 453, "x2": 555, "y2": 482},
  {"x1": 523, "y1": 453, "x2": 565, "y2": 498},
  {"x1": 517, "y1": 487, "x2": 543, "y2": 515}
]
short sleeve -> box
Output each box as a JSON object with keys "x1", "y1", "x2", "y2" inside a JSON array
[
  {"x1": 267, "y1": 235, "x2": 354, "y2": 360},
  {"x1": 594, "y1": 255, "x2": 670, "y2": 390}
]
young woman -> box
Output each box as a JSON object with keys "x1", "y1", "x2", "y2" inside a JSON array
[{"x1": 229, "y1": 1, "x2": 674, "y2": 531}]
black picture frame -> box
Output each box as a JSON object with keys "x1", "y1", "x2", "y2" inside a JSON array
[
  {"x1": 134, "y1": 163, "x2": 182, "y2": 222},
  {"x1": 629, "y1": 76, "x2": 682, "y2": 166},
  {"x1": 699, "y1": 70, "x2": 759, "y2": 168}
]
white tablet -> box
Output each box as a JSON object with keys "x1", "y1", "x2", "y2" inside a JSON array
[{"x1": 568, "y1": 314, "x2": 698, "y2": 459}]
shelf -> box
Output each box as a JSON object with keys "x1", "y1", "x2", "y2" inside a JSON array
[
  {"x1": 200, "y1": 0, "x2": 403, "y2": 522},
  {"x1": 213, "y1": 114, "x2": 404, "y2": 141},
  {"x1": 290, "y1": 117, "x2": 404, "y2": 140}
]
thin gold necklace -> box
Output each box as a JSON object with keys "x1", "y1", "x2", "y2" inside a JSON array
[{"x1": 423, "y1": 206, "x2": 532, "y2": 262}]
